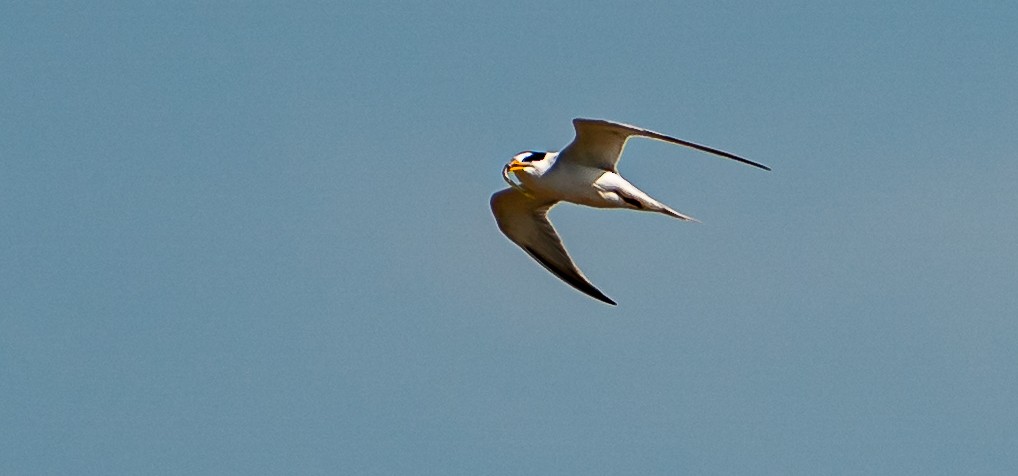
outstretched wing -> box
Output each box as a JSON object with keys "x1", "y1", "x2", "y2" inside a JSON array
[
  {"x1": 490, "y1": 188, "x2": 616, "y2": 305},
  {"x1": 560, "y1": 118, "x2": 771, "y2": 172}
]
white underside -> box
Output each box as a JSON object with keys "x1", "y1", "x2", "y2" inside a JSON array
[{"x1": 513, "y1": 163, "x2": 696, "y2": 221}]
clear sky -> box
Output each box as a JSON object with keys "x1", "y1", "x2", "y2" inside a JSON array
[{"x1": 3, "y1": 1, "x2": 1017, "y2": 474}]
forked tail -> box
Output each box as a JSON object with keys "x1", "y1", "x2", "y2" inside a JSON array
[{"x1": 660, "y1": 205, "x2": 700, "y2": 223}]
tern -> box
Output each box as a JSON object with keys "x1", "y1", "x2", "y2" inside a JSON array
[{"x1": 490, "y1": 118, "x2": 770, "y2": 305}]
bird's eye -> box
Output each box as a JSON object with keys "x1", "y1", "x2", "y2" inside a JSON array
[{"x1": 521, "y1": 152, "x2": 546, "y2": 163}]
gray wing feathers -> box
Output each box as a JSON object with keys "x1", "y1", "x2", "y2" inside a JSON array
[
  {"x1": 564, "y1": 118, "x2": 771, "y2": 171},
  {"x1": 490, "y1": 188, "x2": 616, "y2": 305}
]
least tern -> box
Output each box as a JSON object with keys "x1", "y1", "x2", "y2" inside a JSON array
[{"x1": 490, "y1": 118, "x2": 770, "y2": 305}]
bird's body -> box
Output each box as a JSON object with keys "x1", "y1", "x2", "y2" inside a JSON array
[
  {"x1": 491, "y1": 118, "x2": 769, "y2": 305},
  {"x1": 513, "y1": 155, "x2": 689, "y2": 217}
]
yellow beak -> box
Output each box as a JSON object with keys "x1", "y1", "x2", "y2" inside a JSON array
[
  {"x1": 506, "y1": 160, "x2": 529, "y2": 172},
  {"x1": 502, "y1": 161, "x2": 534, "y2": 197}
]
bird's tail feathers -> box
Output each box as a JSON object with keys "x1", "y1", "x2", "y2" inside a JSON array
[{"x1": 660, "y1": 205, "x2": 700, "y2": 223}]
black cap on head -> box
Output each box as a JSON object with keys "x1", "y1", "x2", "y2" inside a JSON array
[{"x1": 519, "y1": 151, "x2": 547, "y2": 163}]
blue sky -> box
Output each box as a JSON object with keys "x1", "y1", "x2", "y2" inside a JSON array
[{"x1": 3, "y1": 1, "x2": 1017, "y2": 474}]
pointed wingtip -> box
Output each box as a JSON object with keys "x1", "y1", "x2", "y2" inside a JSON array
[
  {"x1": 579, "y1": 280, "x2": 616, "y2": 306},
  {"x1": 587, "y1": 286, "x2": 617, "y2": 306},
  {"x1": 731, "y1": 156, "x2": 771, "y2": 171}
]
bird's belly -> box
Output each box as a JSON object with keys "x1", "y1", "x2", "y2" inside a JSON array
[
  {"x1": 525, "y1": 170, "x2": 621, "y2": 208},
  {"x1": 571, "y1": 189, "x2": 624, "y2": 208}
]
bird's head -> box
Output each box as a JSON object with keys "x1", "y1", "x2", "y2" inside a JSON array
[
  {"x1": 502, "y1": 151, "x2": 555, "y2": 195},
  {"x1": 505, "y1": 150, "x2": 555, "y2": 176}
]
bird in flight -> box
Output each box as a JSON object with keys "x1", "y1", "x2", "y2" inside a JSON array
[{"x1": 490, "y1": 118, "x2": 770, "y2": 305}]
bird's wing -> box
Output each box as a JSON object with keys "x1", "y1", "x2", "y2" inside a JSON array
[
  {"x1": 560, "y1": 118, "x2": 771, "y2": 172},
  {"x1": 490, "y1": 188, "x2": 616, "y2": 305}
]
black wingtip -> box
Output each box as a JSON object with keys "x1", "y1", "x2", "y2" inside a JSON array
[
  {"x1": 522, "y1": 244, "x2": 618, "y2": 306},
  {"x1": 591, "y1": 295, "x2": 618, "y2": 306},
  {"x1": 726, "y1": 154, "x2": 771, "y2": 171},
  {"x1": 585, "y1": 288, "x2": 617, "y2": 306}
]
